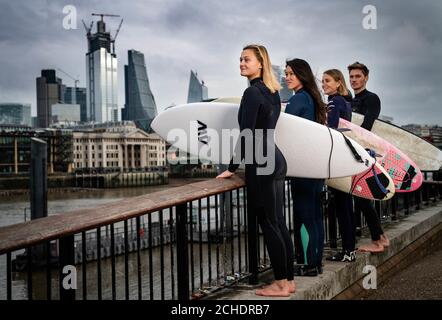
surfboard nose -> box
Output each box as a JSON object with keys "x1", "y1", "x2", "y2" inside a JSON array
[
  {"x1": 150, "y1": 115, "x2": 160, "y2": 134},
  {"x1": 151, "y1": 110, "x2": 167, "y2": 136}
]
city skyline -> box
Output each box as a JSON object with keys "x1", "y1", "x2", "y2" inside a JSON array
[{"x1": 0, "y1": 0, "x2": 441, "y2": 126}]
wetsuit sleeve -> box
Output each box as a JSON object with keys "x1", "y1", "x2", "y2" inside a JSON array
[
  {"x1": 285, "y1": 94, "x2": 308, "y2": 117},
  {"x1": 228, "y1": 87, "x2": 261, "y2": 173},
  {"x1": 327, "y1": 98, "x2": 339, "y2": 129},
  {"x1": 361, "y1": 94, "x2": 380, "y2": 131}
]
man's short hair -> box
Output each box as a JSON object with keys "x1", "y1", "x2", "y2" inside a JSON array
[{"x1": 348, "y1": 62, "x2": 369, "y2": 76}]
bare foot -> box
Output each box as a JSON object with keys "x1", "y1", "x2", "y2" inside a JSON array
[
  {"x1": 358, "y1": 240, "x2": 384, "y2": 253},
  {"x1": 288, "y1": 280, "x2": 296, "y2": 293},
  {"x1": 380, "y1": 234, "x2": 390, "y2": 247},
  {"x1": 256, "y1": 281, "x2": 291, "y2": 297}
]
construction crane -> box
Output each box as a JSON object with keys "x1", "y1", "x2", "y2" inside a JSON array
[
  {"x1": 111, "y1": 18, "x2": 124, "y2": 54},
  {"x1": 90, "y1": 13, "x2": 123, "y2": 54},
  {"x1": 91, "y1": 13, "x2": 120, "y2": 21},
  {"x1": 81, "y1": 19, "x2": 93, "y2": 34},
  {"x1": 56, "y1": 68, "x2": 79, "y2": 89}
]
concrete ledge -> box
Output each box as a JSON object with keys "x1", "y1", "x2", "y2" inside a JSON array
[{"x1": 210, "y1": 202, "x2": 442, "y2": 300}]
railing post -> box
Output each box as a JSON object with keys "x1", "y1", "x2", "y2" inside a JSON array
[
  {"x1": 354, "y1": 206, "x2": 362, "y2": 237},
  {"x1": 391, "y1": 196, "x2": 397, "y2": 221},
  {"x1": 432, "y1": 183, "x2": 437, "y2": 203},
  {"x1": 404, "y1": 193, "x2": 410, "y2": 215},
  {"x1": 327, "y1": 191, "x2": 338, "y2": 249},
  {"x1": 59, "y1": 235, "x2": 75, "y2": 300},
  {"x1": 246, "y1": 189, "x2": 259, "y2": 285},
  {"x1": 176, "y1": 203, "x2": 189, "y2": 300},
  {"x1": 375, "y1": 201, "x2": 383, "y2": 221},
  {"x1": 415, "y1": 189, "x2": 421, "y2": 211}
]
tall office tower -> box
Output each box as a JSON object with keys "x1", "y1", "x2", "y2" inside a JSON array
[
  {"x1": 85, "y1": 16, "x2": 120, "y2": 123},
  {"x1": 279, "y1": 77, "x2": 293, "y2": 102},
  {"x1": 272, "y1": 65, "x2": 293, "y2": 102},
  {"x1": 123, "y1": 50, "x2": 158, "y2": 132},
  {"x1": 187, "y1": 70, "x2": 208, "y2": 103},
  {"x1": 36, "y1": 69, "x2": 65, "y2": 128},
  {"x1": 64, "y1": 87, "x2": 87, "y2": 122}
]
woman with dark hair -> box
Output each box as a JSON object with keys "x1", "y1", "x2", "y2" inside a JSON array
[
  {"x1": 284, "y1": 58, "x2": 327, "y2": 276},
  {"x1": 217, "y1": 44, "x2": 295, "y2": 296}
]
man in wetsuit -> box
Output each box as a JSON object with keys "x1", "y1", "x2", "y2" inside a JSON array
[{"x1": 348, "y1": 62, "x2": 390, "y2": 253}]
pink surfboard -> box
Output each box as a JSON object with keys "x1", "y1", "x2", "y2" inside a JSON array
[
  {"x1": 327, "y1": 161, "x2": 395, "y2": 200},
  {"x1": 339, "y1": 118, "x2": 423, "y2": 192}
]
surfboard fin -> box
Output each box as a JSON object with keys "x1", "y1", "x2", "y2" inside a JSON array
[{"x1": 336, "y1": 128, "x2": 351, "y2": 133}]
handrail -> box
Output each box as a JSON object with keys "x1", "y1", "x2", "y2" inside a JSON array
[
  {"x1": 0, "y1": 174, "x2": 245, "y2": 255},
  {"x1": 424, "y1": 180, "x2": 442, "y2": 185}
]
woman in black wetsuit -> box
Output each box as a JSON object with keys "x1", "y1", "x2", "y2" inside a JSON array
[
  {"x1": 217, "y1": 44, "x2": 295, "y2": 297},
  {"x1": 322, "y1": 69, "x2": 356, "y2": 262},
  {"x1": 284, "y1": 58, "x2": 327, "y2": 276}
]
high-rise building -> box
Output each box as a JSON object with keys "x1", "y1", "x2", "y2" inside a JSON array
[
  {"x1": 85, "y1": 17, "x2": 119, "y2": 123},
  {"x1": 272, "y1": 65, "x2": 293, "y2": 102},
  {"x1": 187, "y1": 70, "x2": 208, "y2": 103},
  {"x1": 279, "y1": 77, "x2": 293, "y2": 102},
  {"x1": 64, "y1": 87, "x2": 87, "y2": 122},
  {"x1": 0, "y1": 103, "x2": 31, "y2": 126},
  {"x1": 123, "y1": 50, "x2": 158, "y2": 132},
  {"x1": 36, "y1": 69, "x2": 65, "y2": 128},
  {"x1": 51, "y1": 103, "x2": 81, "y2": 123}
]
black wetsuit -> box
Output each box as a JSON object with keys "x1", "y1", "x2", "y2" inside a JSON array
[
  {"x1": 228, "y1": 78, "x2": 294, "y2": 281},
  {"x1": 352, "y1": 89, "x2": 380, "y2": 131},
  {"x1": 351, "y1": 89, "x2": 384, "y2": 241},
  {"x1": 327, "y1": 94, "x2": 356, "y2": 252},
  {"x1": 285, "y1": 89, "x2": 325, "y2": 268}
]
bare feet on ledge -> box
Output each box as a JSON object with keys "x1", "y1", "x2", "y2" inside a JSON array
[
  {"x1": 358, "y1": 240, "x2": 384, "y2": 253},
  {"x1": 380, "y1": 234, "x2": 390, "y2": 247},
  {"x1": 288, "y1": 280, "x2": 296, "y2": 293},
  {"x1": 255, "y1": 280, "x2": 292, "y2": 297}
]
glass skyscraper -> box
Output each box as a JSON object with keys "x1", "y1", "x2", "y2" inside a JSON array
[
  {"x1": 64, "y1": 87, "x2": 87, "y2": 122},
  {"x1": 0, "y1": 103, "x2": 31, "y2": 126},
  {"x1": 187, "y1": 70, "x2": 208, "y2": 103},
  {"x1": 85, "y1": 18, "x2": 119, "y2": 123},
  {"x1": 272, "y1": 65, "x2": 293, "y2": 103},
  {"x1": 123, "y1": 50, "x2": 157, "y2": 132}
]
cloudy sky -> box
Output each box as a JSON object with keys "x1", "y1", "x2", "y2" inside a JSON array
[{"x1": 0, "y1": 0, "x2": 441, "y2": 125}]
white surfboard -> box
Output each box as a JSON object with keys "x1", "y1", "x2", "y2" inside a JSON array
[
  {"x1": 214, "y1": 98, "x2": 442, "y2": 171},
  {"x1": 351, "y1": 113, "x2": 442, "y2": 171},
  {"x1": 151, "y1": 102, "x2": 374, "y2": 179}
]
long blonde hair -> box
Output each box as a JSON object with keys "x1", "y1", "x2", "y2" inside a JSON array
[
  {"x1": 324, "y1": 69, "x2": 350, "y2": 96},
  {"x1": 243, "y1": 44, "x2": 281, "y2": 93}
]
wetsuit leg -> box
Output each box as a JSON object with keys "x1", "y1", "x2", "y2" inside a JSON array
[
  {"x1": 275, "y1": 177, "x2": 295, "y2": 280},
  {"x1": 253, "y1": 150, "x2": 293, "y2": 280},
  {"x1": 290, "y1": 179, "x2": 304, "y2": 264},
  {"x1": 291, "y1": 178, "x2": 325, "y2": 268},
  {"x1": 354, "y1": 197, "x2": 383, "y2": 241},
  {"x1": 333, "y1": 189, "x2": 356, "y2": 251}
]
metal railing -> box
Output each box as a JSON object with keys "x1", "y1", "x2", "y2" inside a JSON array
[{"x1": 0, "y1": 172, "x2": 441, "y2": 300}]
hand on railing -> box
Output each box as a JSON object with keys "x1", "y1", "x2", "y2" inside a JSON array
[{"x1": 216, "y1": 170, "x2": 234, "y2": 179}]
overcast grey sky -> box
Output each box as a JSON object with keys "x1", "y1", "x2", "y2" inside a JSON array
[{"x1": 0, "y1": 0, "x2": 441, "y2": 125}]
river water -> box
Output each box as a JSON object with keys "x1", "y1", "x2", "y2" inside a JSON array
[
  {"x1": 1, "y1": 178, "x2": 233, "y2": 300},
  {"x1": 0, "y1": 178, "x2": 209, "y2": 228}
]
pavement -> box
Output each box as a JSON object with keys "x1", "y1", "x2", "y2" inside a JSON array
[
  {"x1": 359, "y1": 245, "x2": 442, "y2": 300},
  {"x1": 208, "y1": 201, "x2": 442, "y2": 300}
]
